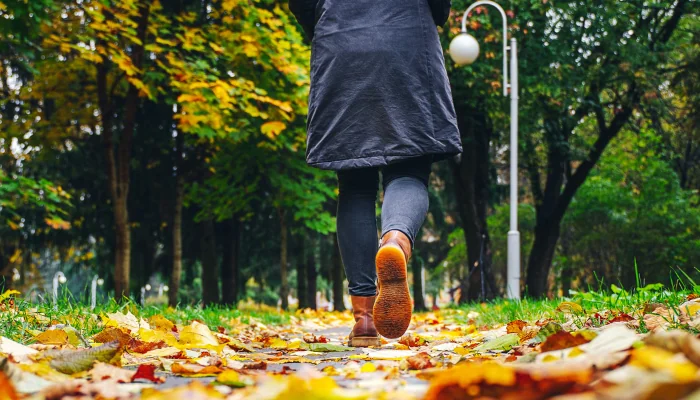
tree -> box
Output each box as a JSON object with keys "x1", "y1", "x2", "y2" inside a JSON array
[{"x1": 518, "y1": 0, "x2": 691, "y2": 296}]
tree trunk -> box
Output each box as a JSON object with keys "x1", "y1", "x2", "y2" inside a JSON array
[
  {"x1": 113, "y1": 198, "x2": 131, "y2": 299},
  {"x1": 96, "y1": 2, "x2": 150, "y2": 300},
  {"x1": 220, "y1": 217, "x2": 241, "y2": 306},
  {"x1": 296, "y1": 234, "x2": 308, "y2": 309},
  {"x1": 412, "y1": 256, "x2": 427, "y2": 312},
  {"x1": 200, "y1": 219, "x2": 220, "y2": 306},
  {"x1": 525, "y1": 220, "x2": 561, "y2": 297},
  {"x1": 450, "y1": 102, "x2": 498, "y2": 302},
  {"x1": 306, "y1": 234, "x2": 318, "y2": 310},
  {"x1": 525, "y1": 98, "x2": 638, "y2": 297},
  {"x1": 331, "y1": 234, "x2": 345, "y2": 311},
  {"x1": 169, "y1": 133, "x2": 184, "y2": 307},
  {"x1": 279, "y1": 210, "x2": 289, "y2": 310}
]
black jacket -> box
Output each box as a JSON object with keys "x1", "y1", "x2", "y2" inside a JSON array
[
  {"x1": 290, "y1": 0, "x2": 462, "y2": 170},
  {"x1": 290, "y1": 0, "x2": 453, "y2": 39}
]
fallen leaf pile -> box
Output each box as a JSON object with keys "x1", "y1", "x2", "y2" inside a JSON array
[{"x1": 4, "y1": 291, "x2": 700, "y2": 399}]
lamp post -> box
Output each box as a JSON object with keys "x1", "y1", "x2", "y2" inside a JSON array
[
  {"x1": 52, "y1": 271, "x2": 67, "y2": 305},
  {"x1": 450, "y1": 0, "x2": 520, "y2": 299},
  {"x1": 91, "y1": 275, "x2": 104, "y2": 310}
]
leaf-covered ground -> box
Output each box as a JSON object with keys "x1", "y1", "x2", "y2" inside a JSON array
[{"x1": 3, "y1": 287, "x2": 700, "y2": 400}]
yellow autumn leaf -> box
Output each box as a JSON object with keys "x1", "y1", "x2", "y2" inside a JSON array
[
  {"x1": 148, "y1": 315, "x2": 175, "y2": 332},
  {"x1": 209, "y1": 42, "x2": 225, "y2": 53},
  {"x1": 140, "y1": 380, "x2": 225, "y2": 400},
  {"x1": 556, "y1": 301, "x2": 584, "y2": 314},
  {"x1": 34, "y1": 330, "x2": 69, "y2": 346},
  {"x1": 9, "y1": 249, "x2": 21, "y2": 264},
  {"x1": 360, "y1": 362, "x2": 377, "y2": 373},
  {"x1": 155, "y1": 37, "x2": 179, "y2": 46},
  {"x1": 212, "y1": 85, "x2": 230, "y2": 104},
  {"x1": 18, "y1": 362, "x2": 72, "y2": 382},
  {"x1": 261, "y1": 121, "x2": 286, "y2": 139},
  {"x1": 177, "y1": 94, "x2": 206, "y2": 103},
  {"x1": 189, "y1": 82, "x2": 210, "y2": 90},
  {"x1": 171, "y1": 363, "x2": 223, "y2": 377},
  {"x1": 215, "y1": 370, "x2": 246, "y2": 387},
  {"x1": 80, "y1": 52, "x2": 104, "y2": 64},
  {"x1": 103, "y1": 311, "x2": 149, "y2": 334},
  {"x1": 0, "y1": 290, "x2": 20, "y2": 302},
  {"x1": 242, "y1": 42, "x2": 259, "y2": 57},
  {"x1": 138, "y1": 328, "x2": 179, "y2": 347},
  {"x1": 179, "y1": 321, "x2": 219, "y2": 347},
  {"x1": 454, "y1": 346, "x2": 471, "y2": 356},
  {"x1": 268, "y1": 337, "x2": 288, "y2": 349},
  {"x1": 630, "y1": 346, "x2": 698, "y2": 382}
]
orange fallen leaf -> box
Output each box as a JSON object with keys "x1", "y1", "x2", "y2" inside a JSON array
[
  {"x1": 171, "y1": 363, "x2": 223, "y2": 377},
  {"x1": 425, "y1": 362, "x2": 516, "y2": 400},
  {"x1": 93, "y1": 327, "x2": 131, "y2": 347},
  {"x1": 303, "y1": 334, "x2": 329, "y2": 344},
  {"x1": 406, "y1": 352, "x2": 434, "y2": 370},
  {"x1": 128, "y1": 339, "x2": 167, "y2": 353},
  {"x1": 608, "y1": 313, "x2": 635, "y2": 324},
  {"x1": 399, "y1": 334, "x2": 426, "y2": 348},
  {"x1": 540, "y1": 331, "x2": 590, "y2": 352},
  {"x1": 425, "y1": 362, "x2": 592, "y2": 400},
  {"x1": 643, "y1": 307, "x2": 675, "y2": 332},
  {"x1": 506, "y1": 320, "x2": 527, "y2": 334},
  {"x1": 0, "y1": 371, "x2": 18, "y2": 400}
]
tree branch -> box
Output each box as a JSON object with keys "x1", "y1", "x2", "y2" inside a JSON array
[{"x1": 554, "y1": 85, "x2": 640, "y2": 223}]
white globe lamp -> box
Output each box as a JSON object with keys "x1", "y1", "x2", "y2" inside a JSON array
[{"x1": 449, "y1": 33, "x2": 480, "y2": 65}]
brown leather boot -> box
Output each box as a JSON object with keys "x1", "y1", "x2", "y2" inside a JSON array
[
  {"x1": 373, "y1": 230, "x2": 413, "y2": 339},
  {"x1": 349, "y1": 295, "x2": 381, "y2": 347}
]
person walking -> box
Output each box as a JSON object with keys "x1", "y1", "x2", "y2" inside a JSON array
[{"x1": 289, "y1": 0, "x2": 462, "y2": 346}]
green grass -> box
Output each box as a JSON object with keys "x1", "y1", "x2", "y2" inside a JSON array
[
  {"x1": 451, "y1": 298, "x2": 567, "y2": 327},
  {"x1": 2, "y1": 268, "x2": 696, "y2": 344},
  {"x1": 450, "y1": 274, "x2": 692, "y2": 333},
  {"x1": 0, "y1": 294, "x2": 291, "y2": 344}
]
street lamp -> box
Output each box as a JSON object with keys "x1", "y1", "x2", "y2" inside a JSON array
[
  {"x1": 450, "y1": 0, "x2": 520, "y2": 299},
  {"x1": 52, "y1": 271, "x2": 67, "y2": 305},
  {"x1": 91, "y1": 275, "x2": 104, "y2": 310}
]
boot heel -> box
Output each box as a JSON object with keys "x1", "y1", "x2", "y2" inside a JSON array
[{"x1": 349, "y1": 336, "x2": 381, "y2": 347}]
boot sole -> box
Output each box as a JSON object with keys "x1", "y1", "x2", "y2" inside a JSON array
[
  {"x1": 349, "y1": 336, "x2": 381, "y2": 347},
  {"x1": 374, "y1": 244, "x2": 412, "y2": 339}
]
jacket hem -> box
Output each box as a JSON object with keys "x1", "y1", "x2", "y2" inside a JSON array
[{"x1": 308, "y1": 148, "x2": 462, "y2": 171}]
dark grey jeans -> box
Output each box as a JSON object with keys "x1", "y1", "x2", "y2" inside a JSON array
[{"x1": 336, "y1": 156, "x2": 432, "y2": 297}]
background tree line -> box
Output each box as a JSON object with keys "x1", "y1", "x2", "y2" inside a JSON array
[{"x1": 0, "y1": 0, "x2": 698, "y2": 308}]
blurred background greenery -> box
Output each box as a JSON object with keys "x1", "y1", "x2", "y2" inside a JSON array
[{"x1": 0, "y1": 0, "x2": 697, "y2": 309}]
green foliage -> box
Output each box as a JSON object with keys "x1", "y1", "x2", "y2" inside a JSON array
[
  {"x1": 560, "y1": 128, "x2": 700, "y2": 288},
  {"x1": 0, "y1": 170, "x2": 72, "y2": 232}
]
